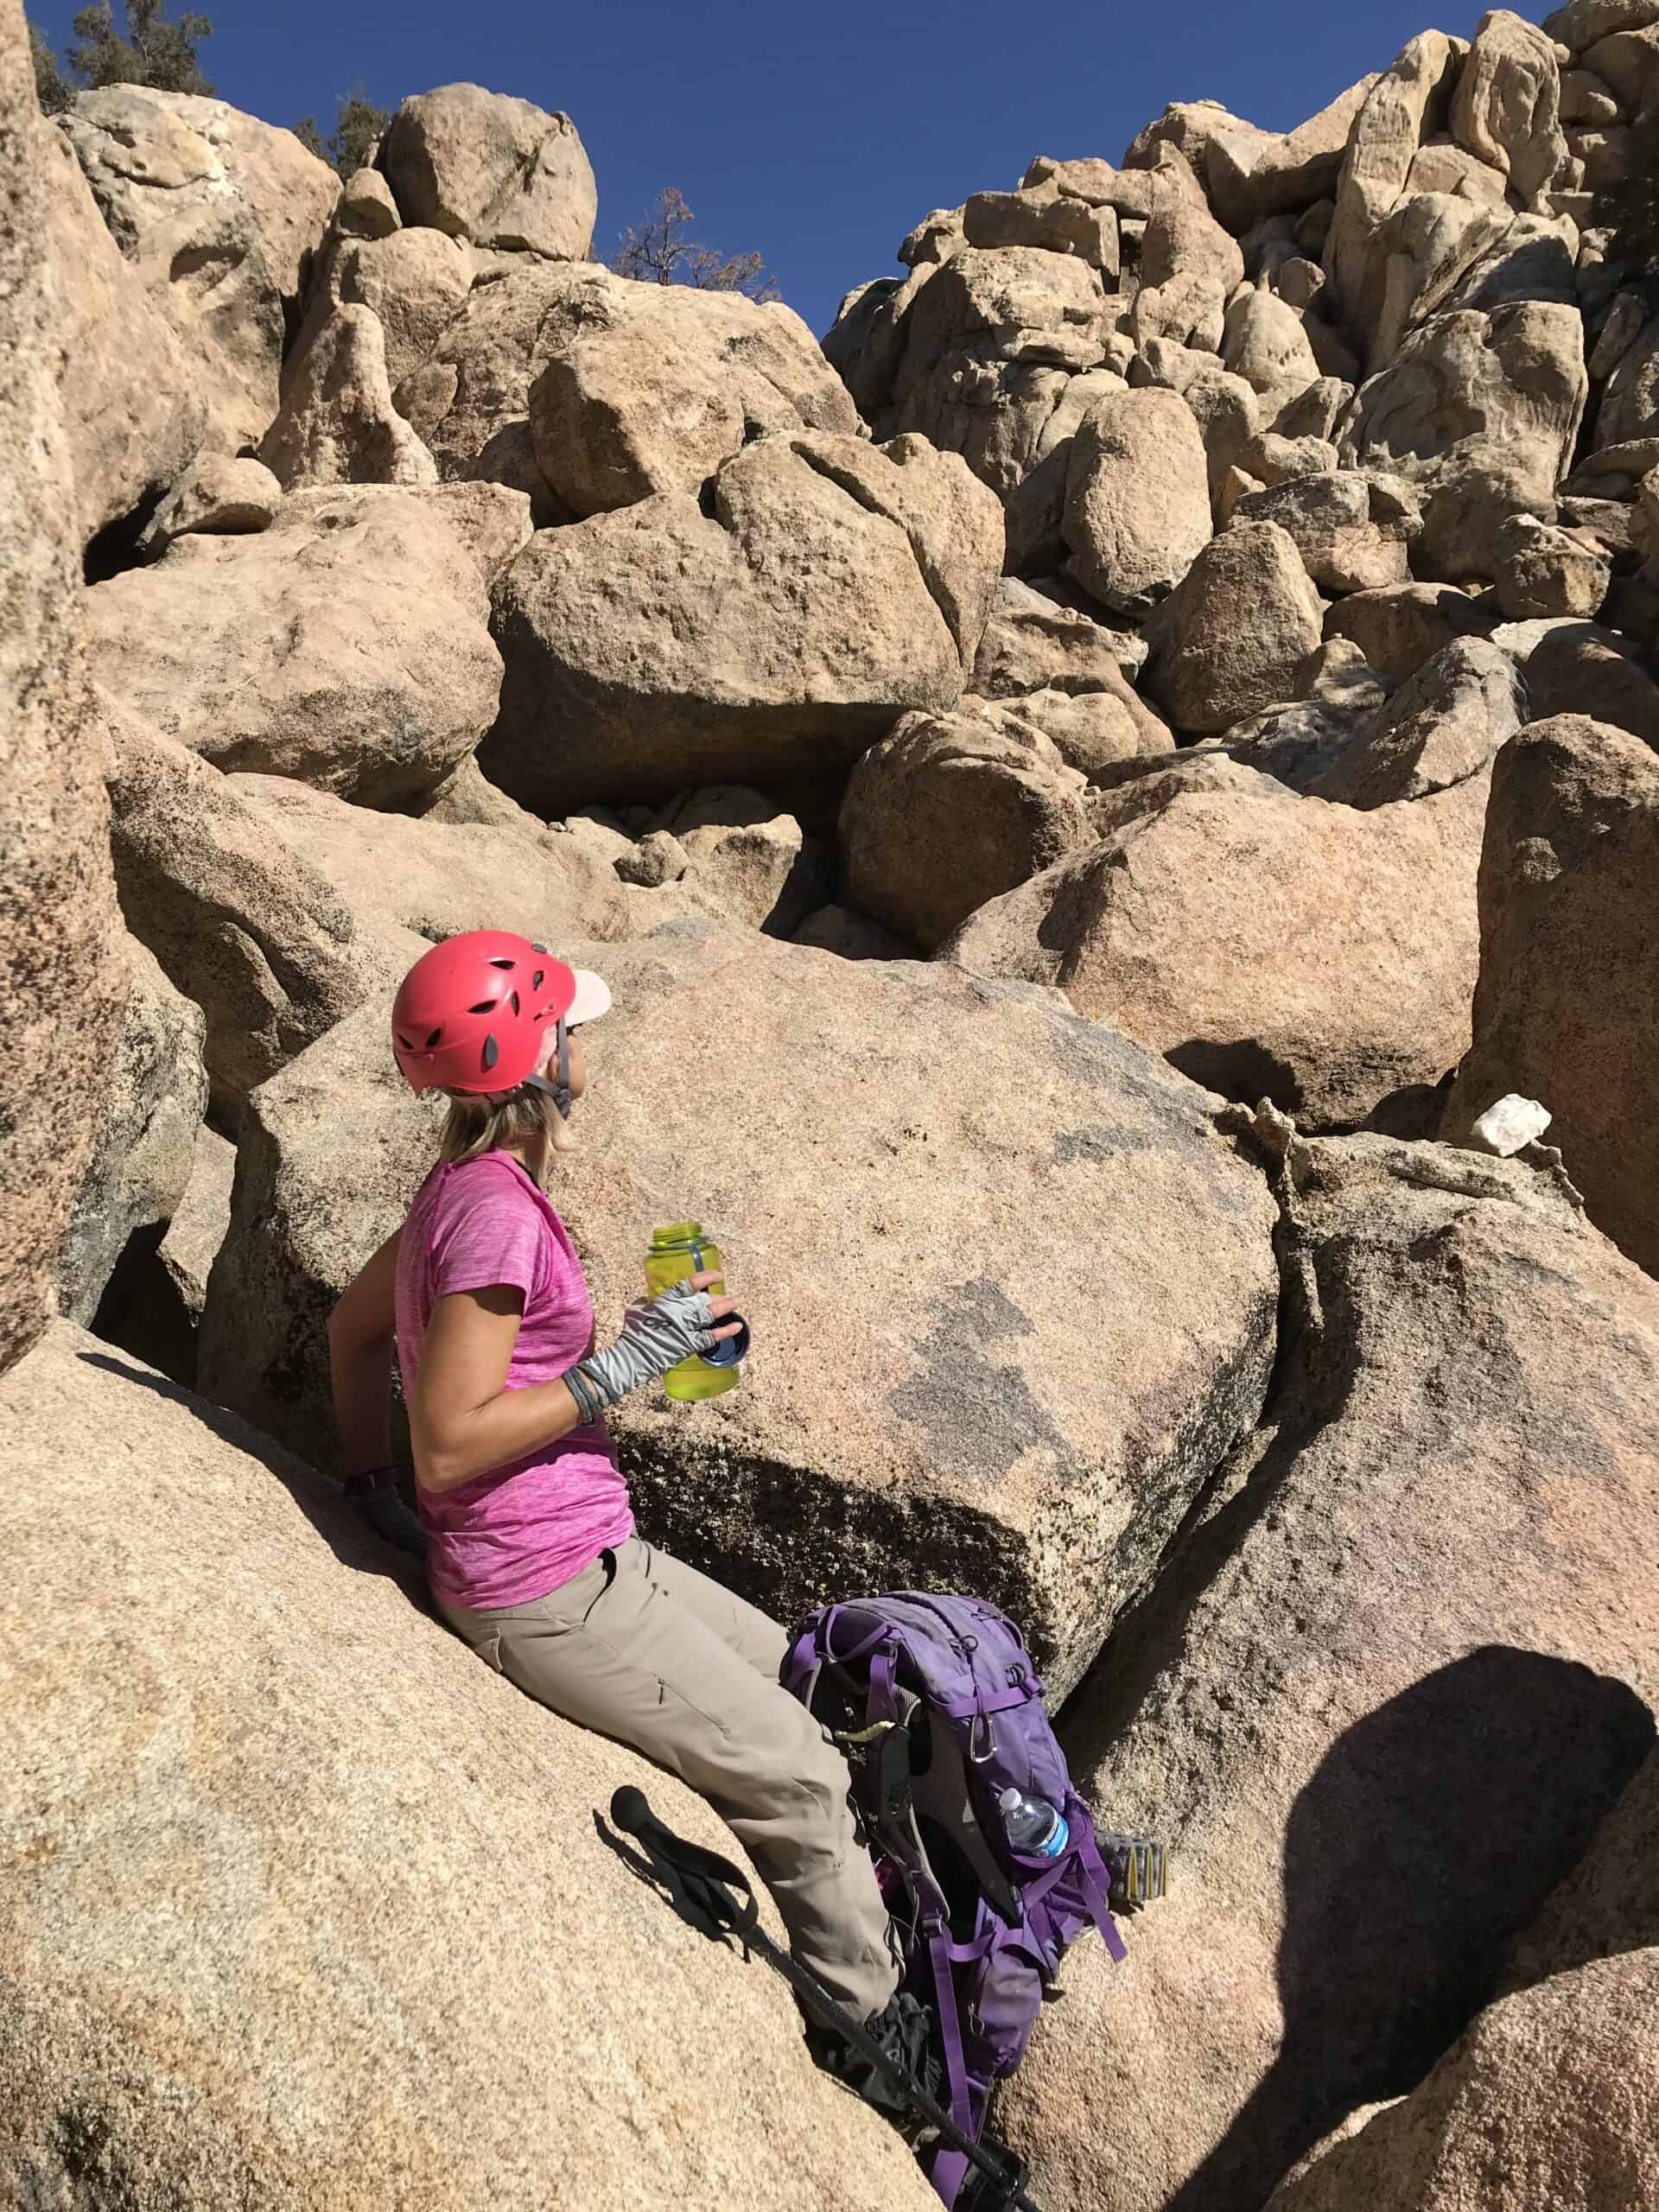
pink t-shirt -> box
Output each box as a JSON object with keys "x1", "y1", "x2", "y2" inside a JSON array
[{"x1": 395, "y1": 1152, "x2": 634, "y2": 1611}]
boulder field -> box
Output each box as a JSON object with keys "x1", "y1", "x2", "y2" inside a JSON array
[{"x1": 3, "y1": 3, "x2": 1657, "y2": 2207}]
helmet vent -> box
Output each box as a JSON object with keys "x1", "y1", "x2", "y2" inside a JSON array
[
  {"x1": 481, "y1": 1033, "x2": 499, "y2": 1072},
  {"x1": 510, "y1": 991, "x2": 520, "y2": 1015},
  {"x1": 467, "y1": 1001, "x2": 495, "y2": 1014},
  {"x1": 424, "y1": 1027, "x2": 443, "y2": 1048},
  {"x1": 531, "y1": 969, "x2": 544, "y2": 990},
  {"x1": 489, "y1": 957, "x2": 516, "y2": 970}
]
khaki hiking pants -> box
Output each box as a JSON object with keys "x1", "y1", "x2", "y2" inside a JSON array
[{"x1": 438, "y1": 1535, "x2": 899, "y2": 2023}]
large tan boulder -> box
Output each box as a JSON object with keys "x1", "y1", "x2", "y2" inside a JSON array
[
  {"x1": 1581, "y1": 20, "x2": 1659, "y2": 108},
  {"x1": 1144, "y1": 522, "x2": 1325, "y2": 734},
  {"x1": 1325, "y1": 34, "x2": 1469, "y2": 363},
  {"x1": 525, "y1": 264, "x2": 858, "y2": 516},
  {"x1": 1001, "y1": 367, "x2": 1133, "y2": 572},
  {"x1": 1269, "y1": 1754, "x2": 1659, "y2": 2212},
  {"x1": 1061, "y1": 387, "x2": 1212, "y2": 614},
  {"x1": 1492, "y1": 512, "x2": 1612, "y2": 618},
  {"x1": 839, "y1": 704, "x2": 1095, "y2": 950},
  {"x1": 1211, "y1": 76, "x2": 1381, "y2": 232},
  {"x1": 0, "y1": 19, "x2": 125, "y2": 1374},
  {"x1": 1325, "y1": 582, "x2": 1497, "y2": 683},
  {"x1": 877, "y1": 247, "x2": 1111, "y2": 496},
  {"x1": 1004, "y1": 1118, "x2": 1659, "y2": 2212},
  {"x1": 137, "y1": 453, "x2": 283, "y2": 551},
  {"x1": 380, "y1": 83, "x2": 596, "y2": 261},
  {"x1": 85, "y1": 483, "x2": 529, "y2": 807},
  {"x1": 991, "y1": 689, "x2": 1176, "y2": 785},
  {"x1": 820, "y1": 271, "x2": 914, "y2": 425},
  {"x1": 392, "y1": 261, "x2": 583, "y2": 495},
  {"x1": 1140, "y1": 148, "x2": 1246, "y2": 295},
  {"x1": 482, "y1": 432, "x2": 1003, "y2": 817},
  {"x1": 0, "y1": 1321, "x2": 936, "y2": 2212},
  {"x1": 60, "y1": 86, "x2": 338, "y2": 454},
  {"x1": 1589, "y1": 309, "x2": 1659, "y2": 454},
  {"x1": 1452, "y1": 10, "x2": 1570, "y2": 207},
  {"x1": 197, "y1": 930, "x2": 1280, "y2": 1700},
  {"x1": 306, "y1": 224, "x2": 474, "y2": 389},
  {"x1": 1446, "y1": 716, "x2": 1659, "y2": 1278},
  {"x1": 38, "y1": 118, "x2": 205, "y2": 543},
  {"x1": 1340, "y1": 303, "x2": 1588, "y2": 581},
  {"x1": 960, "y1": 185, "x2": 1119, "y2": 270},
  {"x1": 1221, "y1": 289, "x2": 1322, "y2": 404},
  {"x1": 55, "y1": 935, "x2": 206, "y2": 1327},
  {"x1": 639, "y1": 788, "x2": 833, "y2": 938},
  {"x1": 1546, "y1": 0, "x2": 1659, "y2": 51},
  {"x1": 1123, "y1": 99, "x2": 1276, "y2": 187},
  {"x1": 942, "y1": 760, "x2": 1490, "y2": 1126},
  {"x1": 1231, "y1": 471, "x2": 1422, "y2": 594},
  {"x1": 1021, "y1": 155, "x2": 1158, "y2": 219},
  {"x1": 103, "y1": 700, "x2": 378, "y2": 1115},
  {"x1": 1308, "y1": 639, "x2": 1527, "y2": 807},
  {"x1": 1516, "y1": 618, "x2": 1659, "y2": 746},
  {"x1": 226, "y1": 773, "x2": 632, "y2": 967},
  {"x1": 261, "y1": 303, "x2": 440, "y2": 490},
  {"x1": 1131, "y1": 270, "x2": 1227, "y2": 353},
  {"x1": 969, "y1": 584, "x2": 1173, "y2": 781},
  {"x1": 972, "y1": 578, "x2": 1147, "y2": 696}
]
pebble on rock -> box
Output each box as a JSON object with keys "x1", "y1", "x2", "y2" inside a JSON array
[{"x1": 1465, "y1": 1094, "x2": 1555, "y2": 1157}]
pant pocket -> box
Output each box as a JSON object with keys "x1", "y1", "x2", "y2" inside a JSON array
[{"x1": 579, "y1": 1546, "x2": 620, "y2": 1625}]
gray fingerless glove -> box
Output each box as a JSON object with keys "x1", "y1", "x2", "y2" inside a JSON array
[{"x1": 566, "y1": 1281, "x2": 718, "y2": 1420}]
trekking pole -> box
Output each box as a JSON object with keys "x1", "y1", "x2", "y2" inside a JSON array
[{"x1": 607, "y1": 1788, "x2": 1048, "y2": 2212}]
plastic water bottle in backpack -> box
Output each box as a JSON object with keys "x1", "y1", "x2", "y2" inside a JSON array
[{"x1": 1000, "y1": 1788, "x2": 1069, "y2": 1859}]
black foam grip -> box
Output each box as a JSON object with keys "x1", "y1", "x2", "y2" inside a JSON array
[{"x1": 611, "y1": 1785, "x2": 651, "y2": 1835}]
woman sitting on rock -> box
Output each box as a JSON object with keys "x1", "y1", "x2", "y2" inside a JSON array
[{"x1": 327, "y1": 929, "x2": 916, "y2": 2094}]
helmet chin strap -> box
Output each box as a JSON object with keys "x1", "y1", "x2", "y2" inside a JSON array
[{"x1": 522, "y1": 1017, "x2": 574, "y2": 1119}]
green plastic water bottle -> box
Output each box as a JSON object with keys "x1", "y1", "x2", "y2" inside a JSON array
[{"x1": 645, "y1": 1223, "x2": 740, "y2": 1402}]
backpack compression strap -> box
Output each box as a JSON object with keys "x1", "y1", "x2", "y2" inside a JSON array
[{"x1": 604, "y1": 1789, "x2": 1048, "y2": 2212}]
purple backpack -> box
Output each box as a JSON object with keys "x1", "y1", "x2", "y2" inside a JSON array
[{"x1": 783, "y1": 1593, "x2": 1129, "y2": 2207}]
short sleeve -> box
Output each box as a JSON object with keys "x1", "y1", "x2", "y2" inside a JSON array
[{"x1": 430, "y1": 1173, "x2": 548, "y2": 1306}]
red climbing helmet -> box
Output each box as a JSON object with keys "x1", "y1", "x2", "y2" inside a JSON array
[{"x1": 392, "y1": 930, "x2": 576, "y2": 1096}]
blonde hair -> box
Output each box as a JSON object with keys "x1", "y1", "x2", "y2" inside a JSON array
[{"x1": 438, "y1": 1082, "x2": 576, "y2": 1186}]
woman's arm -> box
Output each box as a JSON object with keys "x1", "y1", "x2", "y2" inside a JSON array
[
  {"x1": 410, "y1": 1286, "x2": 588, "y2": 1493},
  {"x1": 411, "y1": 1272, "x2": 746, "y2": 1495},
  {"x1": 328, "y1": 1230, "x2": 402, "y2": 1473}
]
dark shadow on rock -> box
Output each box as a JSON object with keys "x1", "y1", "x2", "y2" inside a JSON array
[
  {"x1": 1166, "y1": 1647, "x2": 1656, "y2": 2212},
  {"x1": 1164, "y1": 1037, "x2": 1303, "y2": 1116},
  {"x1": 90, "y1": 1219, "x2": 199, "y2": 1389},
  {"x1": 1351, "y1": 1072, "x2": 1454, "y2": 1142},
  {"x1": 76, "y1": 1348, "x2": 433, "y2": 1612}
]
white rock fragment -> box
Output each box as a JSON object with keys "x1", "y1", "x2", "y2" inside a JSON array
[{"x1": 1467, "y1": 1095, "x2": 1554, "y2": 1157}]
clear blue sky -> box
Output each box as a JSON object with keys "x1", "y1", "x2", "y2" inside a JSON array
[{"x1": 32, "y1": 1, "x2": 1515, "y2": 334}]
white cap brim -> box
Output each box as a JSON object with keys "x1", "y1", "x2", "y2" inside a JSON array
[{"x1": 567, "y1": 968, "x2": 612, "y2": 1027}]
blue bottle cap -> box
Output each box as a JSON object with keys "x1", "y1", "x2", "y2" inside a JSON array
[{"x1": 701, "y1": 1315, "x2": 751, "y2": 1370}]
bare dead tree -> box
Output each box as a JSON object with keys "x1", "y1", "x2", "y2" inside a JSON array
[{"x1": 612, "y1": 188, "x2": 780, "y2": 302}]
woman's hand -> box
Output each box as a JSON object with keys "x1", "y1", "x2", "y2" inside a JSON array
[
  {"x1": 563, "y1": 1272, "x2": 744, "y2": 1422},
  {"x1": 683, "y1": 1269, "x2": 746, "y2": 1345}
]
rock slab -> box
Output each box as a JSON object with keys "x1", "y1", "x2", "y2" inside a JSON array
[
  {"x1": 943, "y1": 761, "x2": 1490, "y2": 1129},
  {"x1": 1446, "y1": 715, "x2": 1659, "y2": 1279},
  {"x1": 1006, "y1": 1124, "x2": 1659, "y2": 2212},
  {"x1": 199, "y1": 928, "x2": 1280, "y2": 1700},
  {"x1": 0, "y1": 1322, "x2": 936, "y2": 2212},
  {"x1": 0, "y1": 21, "x2": 124, "y2": 1373}
]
